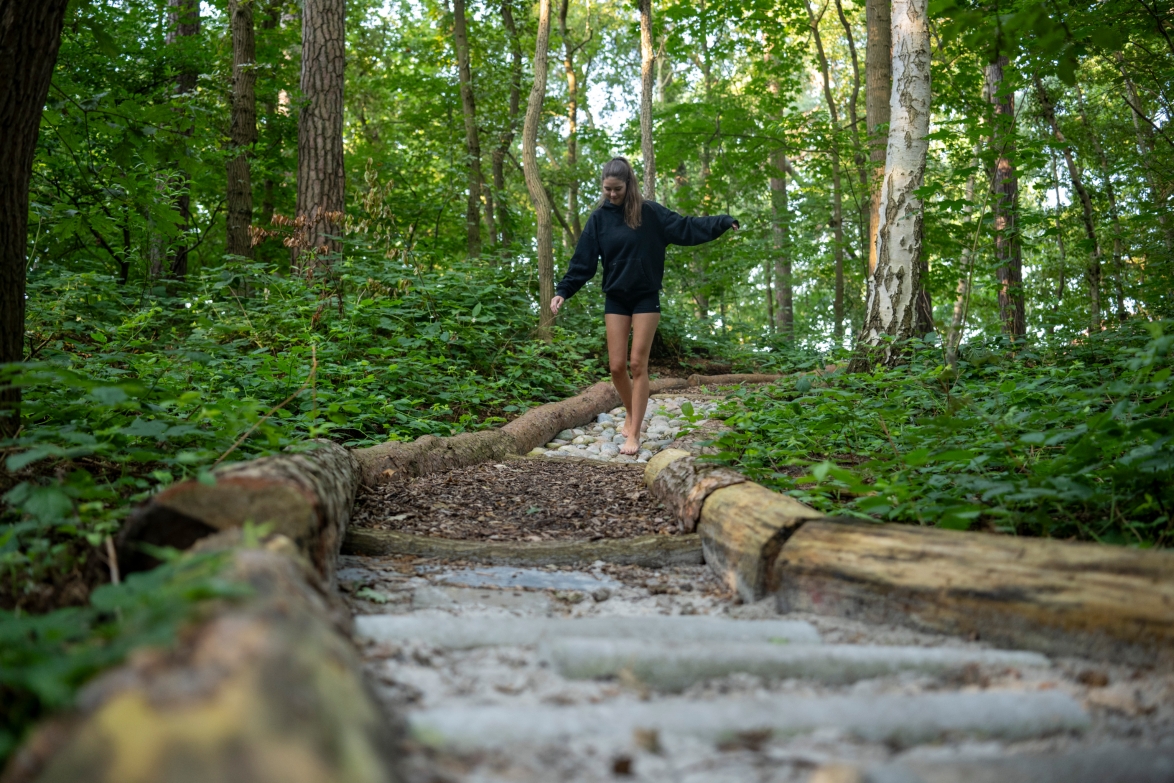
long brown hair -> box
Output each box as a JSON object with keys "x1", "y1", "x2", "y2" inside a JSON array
[{"x1": 601, "y1": 157, "x2": 644, "y2": 229}]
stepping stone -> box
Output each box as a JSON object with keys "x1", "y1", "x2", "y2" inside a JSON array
[
  {"x1": 544, "y1": 639, "x2": 1051, "y2": 691},
  {"x1": 814, "y1": 747, "x2": 1174, "y2": 783},
  {"x1": 408, "y1": 690, "x2": 1088, "y2": 751},
  {"x1": 356, "y1": 615, "x2": 821, "y2": 649}
]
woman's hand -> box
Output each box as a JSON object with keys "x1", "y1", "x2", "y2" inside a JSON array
[{"x1": 550, "y1": 295, "x2": 565, "y2": 316}]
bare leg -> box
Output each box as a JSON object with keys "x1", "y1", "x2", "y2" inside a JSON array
[
  {"x1": 605, "y1": 314, "x2": 634, "y2": 436},
  {"x1": 621, "y1": 312, "x2": 660, "y2": 455}
]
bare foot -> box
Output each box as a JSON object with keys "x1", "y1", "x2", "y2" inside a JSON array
[
  {"x1": 620, "y1": 435, "x2": 641, "y2": 455},
  {"x1": 621, "y1": 419, "x2": 635, "y2": 439}
]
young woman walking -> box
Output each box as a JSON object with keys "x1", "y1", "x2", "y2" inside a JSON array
[{"x1": 549, "y1": 157, "x2": 739, "y2": 455}]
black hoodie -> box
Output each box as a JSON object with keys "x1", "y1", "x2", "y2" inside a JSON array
[{"x1": 554, "y1": 200, "x2": 736, "y2": 301}]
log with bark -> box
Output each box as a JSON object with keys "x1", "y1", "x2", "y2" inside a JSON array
[
  {"x1": 686, "y1": 373, "x2": 781, "y2": 387},
  {"x1": 774, "y1": 519, "x2": 1174, "y2": 667},
  {"x1": 343, "y1": 529, "x2": 703, "y2": 568},
  {"x1": 118, "y1": 439, "x2": 359, "y2": 587},
  {"x1": 644, "y1": 449, "x2": 746, "y2": 533}
]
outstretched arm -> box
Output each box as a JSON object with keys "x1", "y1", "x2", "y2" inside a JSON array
[
  {"x1": 652, "y1": 202, "x2": 738, "y2": 246},
  {"x1": 554, "y1": 219, "x2": 600, "y2": 302}
]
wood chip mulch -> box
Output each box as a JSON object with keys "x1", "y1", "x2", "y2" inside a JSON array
[{"x1": 352, "y1": 459, "x2": 678, "y2": 541}]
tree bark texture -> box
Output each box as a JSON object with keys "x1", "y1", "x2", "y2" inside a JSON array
[
  {"x1": 1035, "y1": 77, "x2": 1102, "y2": 330},
  {"x1": 807, "y1": 0, "x2": 845, "y2": 341},
  {"x1": 558, "y1": 0, "x2": 583, "y2": 242},
  {"x1": 646, "y1": 451, "x2": 747, "y2": 533},
  {"x1": 523, "y1": 0, "x2": 556, "y2": 340},
  {"x1": 13, "y1": 547, "x2": 403, "y2": 783},
  {"x1": 118, "y1": 440, "x2": 359, "y2": 588},
  {"x1": 770, "y1": 150, "x2": 794, "y2": 337},
  {"x1": 296, "y1": 0, "x2": 346, "y2": 271},
  {"x1": 453, "y1": 0, "x2": 483, "y2": 257},
  {"x1": 226, "y1": 0, "x2": 258, "y2": 259},
  {"x1": 0, "y1": 0, "x2": 70, "y2": 437},
  {"x1": 774, "y1": 519, "x2": 1174, "y2": 667},
  {"x1": 166, "y1": 0, "x2": 200, "y2": 278},
  {"x1": 865, "y1": 0, "x2": 891, "y2": 277},
  {"x1": 343, "y1": 528, "x2": 703, "y2": 568},
  {"x1": 639, "y1": 0, "x2": 656, "y2": 200},
  {"x1": 490, "y1": 0, "x2": 523, "y2": 247},
  {"x1": 850, "y1": 0, "x2": 931, "y2": 370},
  {"x1": 986, "y1": 57, "x2": 1025, "y2": 338}
]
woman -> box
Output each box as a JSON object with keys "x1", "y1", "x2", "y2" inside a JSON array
[{"x1": 550, "y1": 157, "x2": 739, "y2": 456}]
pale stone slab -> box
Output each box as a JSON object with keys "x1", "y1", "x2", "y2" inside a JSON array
[
  {"x1": 355, "y1": 615, "x2": 822, "y2": 649},
  {"x1": 544, "y1": 639, "x2": 1050, "y2": 690},
  {"x1": 408, "y1": 690, "x2": 1088, "y2": 750}
]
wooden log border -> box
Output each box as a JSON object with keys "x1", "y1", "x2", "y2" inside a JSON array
[{"x1": 644, "y1": 449, "x2": 1174, "y2": 668}]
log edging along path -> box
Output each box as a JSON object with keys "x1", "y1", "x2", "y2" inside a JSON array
[{"x1": 643, "y1": 449, "x2": 1174, "y2": 669}]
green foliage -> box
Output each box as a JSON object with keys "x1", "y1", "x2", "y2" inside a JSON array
[
  {"x1": 0, "y1": 550, "x2": 247, "y2": 762},
  {"x1": 711, "y1": 323, "x2": 1174, "y2": 545}
]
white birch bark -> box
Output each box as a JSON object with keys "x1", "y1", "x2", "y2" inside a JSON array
[{"x1": 851, "y1": 0, "x2": 931, "y2": 368}]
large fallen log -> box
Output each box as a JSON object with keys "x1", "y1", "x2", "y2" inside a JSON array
[
  {"x1": 118, "y1": 439, "x2": 359, "y2": 586},
  {"x1": 6, "y1": 543, "x2": 403, "y2": 783},
  {"x1": 353, "y1": 377, "x2": 688, "y2": 485},
  {"x1": 775, "y1": 519, "x2": 1174, "y2": 667},
  {"x1": 343, "y1": 528, "x2": 703, "y2": 567}
]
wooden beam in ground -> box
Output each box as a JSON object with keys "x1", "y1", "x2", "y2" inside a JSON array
[
  {"x1": 775, "y1": 519, "x2": 1174, "y2": 667},
  {"x1": 343, "y1": 529, "x2": 703, "y2": 568}
]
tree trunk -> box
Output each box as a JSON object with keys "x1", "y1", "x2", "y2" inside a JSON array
[
  {"x1": 639, "y1": 0, "x2": 656, "y2": 200},
  {"x1": 453, "y1": 0, "x2": 483, "y2": 257},
  {"x1": 1048, "y1": 148, "x2": 1067, "y2": 330},
  {"x1": 1115, "y1": 51, "x2": 1174, "y2": 254},
  {"x1": 0, "y1": 0, "x2": 70, "y2": 437},
  {"x1": 558, "y1": 0, "x2": 582, "y2": 243},
  {"x1": 984, "y1": 56, "x2": 1024, "y2": 339},
  {"x1": 295, "y1": 0, "x2": 346, "y2": 273},
  {"x1": 226, "y1": 0, "x2": 258, "y2": 260},
  {"x1": 807, "y1": 0, "x2": 845, "y2": 343},
  {"x1": 835, "y1": 0, "x2": 870, "y2": 271},
  {"x1": 1035, "y1": 77, "x2": 1102, "y2": 330},
  {"x1": 167, "y1": 0, "x2": 200, "y2": 279},
  {"x1": 1077, "y1": 84, "x2": 1127, "y2": 321},
  {"x1": 848, "y1": 0, "x2": 931, "y2": 370},
  {"x1": 490, "y1": 0, "x2": 523, "y2": 247},
  {"x1": 944, "y1": 156, "x2": 978, "y2": 368},
  {"x1": 770, "y1": 151, "x2": 794, "y2": 338},
  {"x1": 865, "y1": 0, "x2": 891, "y2": 278},
  {"x1": 523, "y1": 0, "x2": 555, "y2": 340}
]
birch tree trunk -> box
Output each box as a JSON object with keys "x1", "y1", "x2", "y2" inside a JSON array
[
  {"x1": 865, "y1": 0, "x2": 891, "y2": 278},
  {"x1": 0, "y1": 0, "x2": 70, "y2": 437},
  {"x1": 226, "y1": 0, "x2": 257, "y2": 260},
  {"x1": 985, "y1": 56, "x2": 1024, "y2": 339},
  {"x1": 848, "y1": 0, "x2": 931, "y2": 371},
  {"x1": 1035, "y1": 77, "x2": 1102, "y2": 330},
  {"x1": 807, "y1": 0, "x2": 845, "y2": 342},
  {"x1": 295, "y1": 0, "x2": 346, "y2": 273},
  {"x1": 523, "y1": 0, "x2": 555, "y2": 341},
  {"x1": 490, "y1": 0, "x2": 523, "y2": 247},
  {"x1": 453, "y1": 0, "x2": 483, "y2": 257},
  {"x1": 640, "y1": 0, "x2": 656, "y2": 200}
]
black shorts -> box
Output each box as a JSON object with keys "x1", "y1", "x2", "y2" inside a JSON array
[{"x1": 604, "y1": 291, "x2": 661, "y2": 316}]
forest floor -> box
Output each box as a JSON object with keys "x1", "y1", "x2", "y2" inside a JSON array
[{"x1": 343, "y1": 392, "x2": 1174, "y2": 782}]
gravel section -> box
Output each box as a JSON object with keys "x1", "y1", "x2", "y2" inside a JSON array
[{"x1": 352, "y1": 459, "x2": 676, "y2": 541}]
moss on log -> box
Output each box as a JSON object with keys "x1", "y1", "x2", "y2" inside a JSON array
[
  {"x1": 118, "y1": 440, "x2": 359, "y2": 585},
  {"x1": 343, "y1": 529, "x2": 703, "y2": 567},
  {"x1": 775, "y1": 519, "x2": 1174, "y2": 666},
  {"x1": 9, "y1": 544, "x2": 402, "y2": 783}
]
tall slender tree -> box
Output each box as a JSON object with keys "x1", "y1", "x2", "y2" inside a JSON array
[
  {"x1": 865, "y1": 0, "x2": 890, "y2": 277},
  {"x1": 1076, "y1": 83, "x2": 1127, "y2": 321},
  {"x1": 806, "y1": 0, "x2": 845, "y2": 342},
  {"x1": 986, "y1": 55, "x2": 1024, "y2": 338},
  {"x1": 523, "y1": 0, "x2": 556, "y2": 340},
  {"x1": 453, "y1": 0, "x2": 483, "y2": 256},
  {"x1": 165, "y1": 0, "x2": 200, "y2": 278},
  {"x1": 0, "y1": 0, "x2": 71, "y2": 436},
  {"x1": 850, "y1": 0, "x2": 931, "y2": 369},
  {"x1": 771, "y1": 150, "x2": 794, "y2": 337},
  {"x1": 226, "y1": 0, "x2": 258, "y2": 260},
  {"x1": 558, "y1": 0, "x2": 588, "y2": 242},
  {"x1": 296, "y1": 0, "x2": 346, "y2": 272},
  {"x1": 489, "y1": 0, "x2": 523, "y2": 246},
  {"x1": 1036, "y1": 77, "x2": 1102, "y2": 328},
  {"x1": 639, "y1": 0, "x2": 656, "y2": 200}
]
